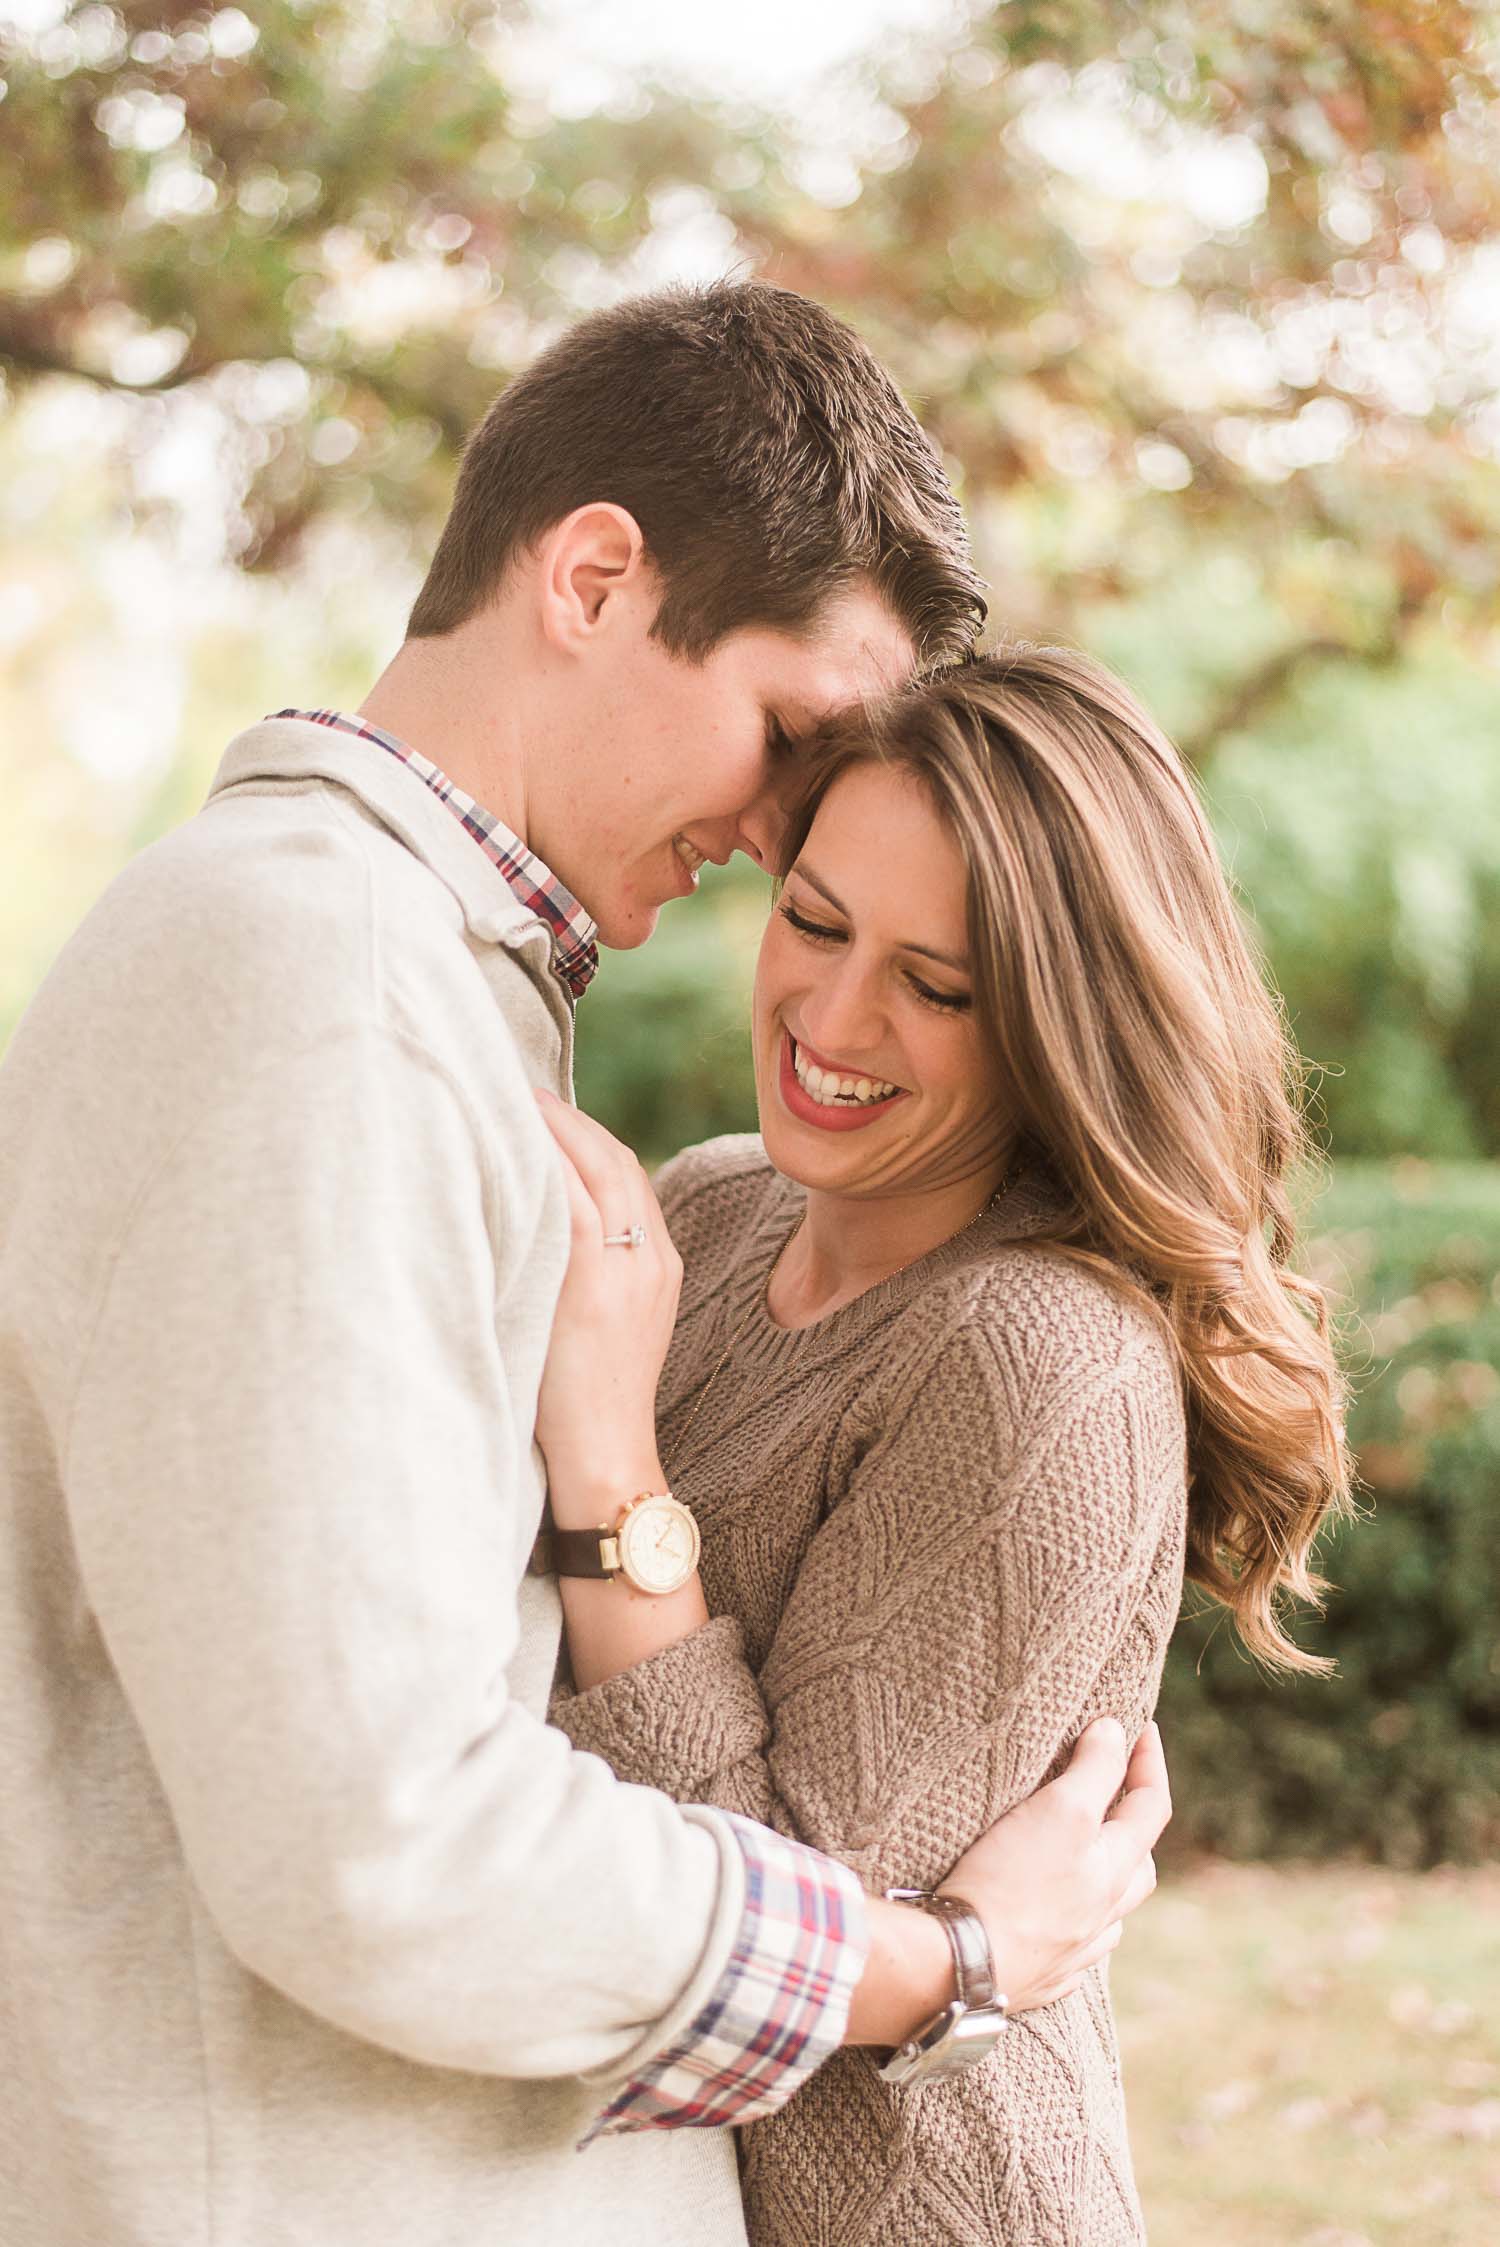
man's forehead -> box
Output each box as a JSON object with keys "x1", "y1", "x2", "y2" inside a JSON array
[{"x1": 793, "y1": 590, "x2": 915, "y2": 707}]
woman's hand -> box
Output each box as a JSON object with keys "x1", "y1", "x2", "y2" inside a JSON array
[{"x1": 533, "y1": 1092, "x2": 682, "y2": 1525}]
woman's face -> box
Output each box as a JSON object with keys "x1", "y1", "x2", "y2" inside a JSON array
[{"x1": 753, "y1": 761, "x2": 1011, "y2": 1202}]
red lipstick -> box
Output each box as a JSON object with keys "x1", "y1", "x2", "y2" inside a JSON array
[{"x1": 777, "y1": 1029, "x2": 908, "y2": 1134}]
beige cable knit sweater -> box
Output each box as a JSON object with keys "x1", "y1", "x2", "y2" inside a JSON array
[{"x1": 553, "y1": 1135, "x2": 1189, "y2": 2247}]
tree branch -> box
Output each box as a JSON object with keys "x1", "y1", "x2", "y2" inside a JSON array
[{"x1": 1177, "y1": 629, "x2": 1410, "y2": 769}]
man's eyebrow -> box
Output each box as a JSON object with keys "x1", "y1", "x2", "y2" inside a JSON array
[{"x1": 788, "y1": 861, "x2": 970, "y2": 974}]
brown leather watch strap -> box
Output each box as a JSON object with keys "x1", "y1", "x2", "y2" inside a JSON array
[
  {"x1": 528, "y1": 1526, "x2": 616, "y2": 1579},
  {"x1": 924, "y1": 1891, "x2": 996, "y2": 2010},
  {"x1": 885, "y1": 1888, "x2": 996, "y2": 2010}
]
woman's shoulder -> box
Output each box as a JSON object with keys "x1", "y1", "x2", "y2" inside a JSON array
[
  {"x1": 877, "y1": 1246, "x2": 1187, "y2": 1553},
  {"x1": 652, "y1": 1133, "x2": 796, "y2": 1266},
  {"x1": 915, "y1": 1228, "x2": 1183, "y2": 1422}
]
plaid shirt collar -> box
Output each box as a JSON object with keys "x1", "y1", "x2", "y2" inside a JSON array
[{"x1": 270, "y1": 709, "x2": 599, "y2": 1001}]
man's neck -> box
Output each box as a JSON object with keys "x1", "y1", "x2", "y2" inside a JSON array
[{"x1": 359, "y1": 626, "x2": 530, "y2": 843}]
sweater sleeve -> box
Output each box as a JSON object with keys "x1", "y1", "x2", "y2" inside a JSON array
[{"x1": 552, "y1": 1266, "x2": 1187, "y2": 1887}]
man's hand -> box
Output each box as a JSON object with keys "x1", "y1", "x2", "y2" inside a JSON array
[
  {"x1": 945, "y1": 1718, "x2": 1170, "y2": 2010},
  {"x1": 845, "y1": 1719, "x2": 1169, "y2": 2046}
]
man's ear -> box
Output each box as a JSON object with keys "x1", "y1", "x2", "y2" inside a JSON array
[{"x1": 536, "y1": 503, "x2": 648, "y2": 652}]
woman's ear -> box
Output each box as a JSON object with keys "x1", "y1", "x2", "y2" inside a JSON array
[{"x1": 536, "y1": 503, "x2": 649, "y2": 653}]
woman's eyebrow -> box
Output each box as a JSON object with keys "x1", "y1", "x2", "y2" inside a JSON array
[
  {"x1": 790, "y1": 861, "x2": 969, "y2": 973},
  {"x1": 791, "y1": 861, "x2": 848, "y2": 915}
]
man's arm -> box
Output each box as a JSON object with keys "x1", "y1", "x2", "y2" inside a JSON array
[
  {"x1": 64, "y1": 1021, "x2": 748, "y2": 2084},
  {"x1": 64, "y1": 1018, "x2": 1165, "y2": 2119},
  {"x1": 588, "y1": 1719, "x2": 1165, "y2": 2136},
  {"x1": 848, "y1": 1718, "x2": 1167, "y2": 2042}
]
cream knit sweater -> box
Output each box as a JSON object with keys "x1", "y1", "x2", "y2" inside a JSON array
[
  {"x1": 0, "y1": 723, "x2": 749, "y2": 2247},
  {"x1": 554, "y1": 1136, "x2": 1189, "y2": 2247}
]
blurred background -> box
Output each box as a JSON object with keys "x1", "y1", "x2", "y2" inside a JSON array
[{"x1": 2, "y1": 2, "x2": 1497, "y2": 2237}]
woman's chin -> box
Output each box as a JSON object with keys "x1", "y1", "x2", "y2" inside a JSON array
[{"x1": 756, "y1": 1094, "x2": 871, "y2": 1193}]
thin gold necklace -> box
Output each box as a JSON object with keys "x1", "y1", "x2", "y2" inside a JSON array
[{"x1": 667, "y1": 1176, "x2": 1015, "y2": 1476}]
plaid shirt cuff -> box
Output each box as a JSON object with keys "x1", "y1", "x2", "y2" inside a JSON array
[{"x1": 583, "y1": 1813, "x2": 869, "y2": 2141}]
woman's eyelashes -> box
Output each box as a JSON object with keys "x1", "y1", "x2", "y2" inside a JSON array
[
  {"x1": 908, "y1": 974, "x2": 972, "y2": 1015},
  {"x1": 776, "y1": 902, "x2": 972, "y2": 1013},
  {"x1": 779, "y1": 901, "x2": 843, "y2": 945}
]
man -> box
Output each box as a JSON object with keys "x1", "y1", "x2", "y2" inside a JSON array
[{"x1": 0, "y1": 282, "x2": 1168, "y2": 2245}]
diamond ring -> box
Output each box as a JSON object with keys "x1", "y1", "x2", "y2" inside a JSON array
[{"x1": 602, "y1": 1224, "x2": 648, "y2": 1249}]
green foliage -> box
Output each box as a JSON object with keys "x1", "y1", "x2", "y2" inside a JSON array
[
  {"x1": 7, "y1": 1, "x2": 1500, "y2": 1162},
  {"x1": 1159, "y1": 1160, "x2": 1500, "y2": 1867},
  {"x1": 752, "y1": 0, "x2": 1500, "y2": 685},
  {"x1": 1201, "y1": 636, "x2": 1500, "y2": 1159},
  {"x1": 574, "y1": 862, "x2": 764, "y2": 1166}
]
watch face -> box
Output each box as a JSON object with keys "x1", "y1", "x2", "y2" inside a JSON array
[{"x1": 618, "y1": 1496, "x2": 701, "y2": 1595}]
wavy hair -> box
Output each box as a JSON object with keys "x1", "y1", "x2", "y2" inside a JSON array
[{"x1": 780, "y1": 644, "x2": 1353, "y2": 1672}]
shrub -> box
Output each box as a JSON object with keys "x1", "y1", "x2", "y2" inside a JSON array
[
  {"x1": 1160, "y1": 1160, "x2": 1500, "y2": 1866},
  {"x1": 574, "y1": 862, "x2": 761, "y2": 1165}
]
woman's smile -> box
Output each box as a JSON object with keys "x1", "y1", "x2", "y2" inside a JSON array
[
  {"x1": 777, "y1": 1027, "x2": 910, "y2": 1132},
  {"x1": 752, "y1": 762, "x2": 1011, "y2": 1206}
]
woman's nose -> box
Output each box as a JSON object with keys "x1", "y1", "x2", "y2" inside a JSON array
[{"x1": 798, "y1": 959, "x2": 886, "y2": 1061}]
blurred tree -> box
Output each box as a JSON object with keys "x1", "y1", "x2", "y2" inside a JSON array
[
  {"x1": 4, "y1": 0, "x2": 1497, "y2": 693},
  {"x1": 0, "y1": 0, "x2": 746, "y2": 563},
  {"x1": 4, "y1": 0, "x2": 1500, "y2": 1157},
  {"x1": 750, "y1": 0, "x2": 1500, "y2": 747}
]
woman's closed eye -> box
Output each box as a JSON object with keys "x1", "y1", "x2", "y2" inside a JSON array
[
  {"x1": 777, "y1": 902, "x2": 972, "y2": 1013},
  {"x1": 907, "y1": 973, "x2": 971, "y2": 1015},
  {"x1": 779, "y1": 901, "x2": 844, "y2": 945}
]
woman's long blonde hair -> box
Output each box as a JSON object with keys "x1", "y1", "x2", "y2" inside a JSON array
[{"x1": 782, "y1": 644, "x2": 1353, "y2": 1673}]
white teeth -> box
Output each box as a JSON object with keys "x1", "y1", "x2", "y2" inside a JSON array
[
  {"x1": 674, "y1": 837, "x2": 706, "y2": 884},
  {"x1": 790, "y1": 1040, "x2": 900, "y2": 1108}
]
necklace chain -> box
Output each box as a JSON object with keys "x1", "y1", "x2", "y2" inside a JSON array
[{"x1": 666, "y1": 1176, "x2": 1016, "y2": 1481}]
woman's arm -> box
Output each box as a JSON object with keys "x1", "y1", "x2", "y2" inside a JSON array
[
  {"x1": 558, "y1": 1306, "x2": 1184, "y2": 1873},
  {"x1": 537, "y1": 1075, "x2": 1186, "y2": 1885},
  {"x1": 532, "y1": 1092, "x2": 723, "y2": 1689},
  {"x1": 535, "y1": 1095, "x2": 1176, "y2": 2017}
]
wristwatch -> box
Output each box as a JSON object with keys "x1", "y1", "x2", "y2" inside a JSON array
[
  {"x1": 878, "y1": 1888, "x2": 1009, "y2": 2085},
  {"x1": 528, "y1": 1491, "x2": 701, "y2": 1596}
]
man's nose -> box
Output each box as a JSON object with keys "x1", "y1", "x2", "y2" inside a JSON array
[{"x1": 735, "y1": 784, "x2": 791, "y2": 874}]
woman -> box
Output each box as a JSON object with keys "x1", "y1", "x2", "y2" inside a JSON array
[{"x1": 533, "y1": 645, "x2": 1350, "y2": 2246}]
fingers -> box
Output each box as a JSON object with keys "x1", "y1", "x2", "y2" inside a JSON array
[
  {"x1": 1098, "y1": 1721, "x2": 1172, "y2": 1894},
  {"x1": 1115, "y1": 1852, "x2": 1158, "y2": 1922},
  {"x1": 536, "y1": 1092, "x2": 650, "y2": 1230},
  {"x1": 1049, "y1": 1717, "x2": 1128, "y2": 1821},
  {"x1": 535, "y1": 1095, "x2": 678, "y2": 1297},
  {"x1": 535, "y1": 1090, "x2": 633, "y2": 1183},
  {"x1": 552, "y1": 1136, "x2": 603, "y2": 1246},
  {"x1": 1121, "y1": 1720, "x2": 1170, "y2": 1812},
  {"x1": 1078, "y1": 1918, "x2": 1124, "y2": 1972}
]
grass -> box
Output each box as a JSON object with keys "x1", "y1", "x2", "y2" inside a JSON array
[{"x1": 1113, "y1": 1862, "x2": 1500, "y2": 2247}]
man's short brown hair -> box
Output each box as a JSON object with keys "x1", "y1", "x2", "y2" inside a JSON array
[{"x1": 407, "y1": 280, "x2": 985, "y2": 663}]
